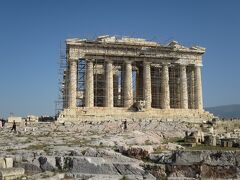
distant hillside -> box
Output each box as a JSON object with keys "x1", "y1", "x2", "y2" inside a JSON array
[{"x1": 205, "y1": 104, "x2": 240, "y2": 118}]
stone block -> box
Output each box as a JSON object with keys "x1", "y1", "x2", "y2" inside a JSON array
[
  {"x1": 173, "y1": 151, "x2": 203, "y2": 165},
  {"x1": 0, "y1": 157, "x2": 6, "y2": 168},
  {"x1": 5, "y1": 158, "x2": 13, "y2": 168},
  {"x1": 70, "y1": 157, "x2": 118, "y2": 174},
  {"x1": 0, "y1": 168, "x2": 25, "y2": 180},
  {"x1": 15, "y1": 162, "x2": 41, "y2": 174},
  {"x1": 201, "y1": 164, "x2": 237, "y2": 179},
  {"x1": 205, "y1": 151, "x2": 236, "y2": 166},
  {"x1": 38, "y1": 156, "x2": 56, "y2": 172},
  {"x1": 113, "y1": 163, "x2": 145, "y2": 176},
  {"x1": 84, "y1": 147, "x2": 98, "y2": 157},
  {"x1": 236, "y1": 151, "x2": 240, "y2": 166}
]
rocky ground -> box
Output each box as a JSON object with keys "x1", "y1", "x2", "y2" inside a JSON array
[{"x1": 0, "y1": 119, "x2": 240, "y2": 179}]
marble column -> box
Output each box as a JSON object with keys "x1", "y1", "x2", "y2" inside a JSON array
[
  {"x1": 188, "y1": 67, "x2": 195, "y2": 109},
  {"x1": 194, "y1": 65, "x2": 203, "y2": 110},
  {"x1": 161, "y1": 64, "x2": 170, "y2": 109},
  {"x1": 105, "y1": 60, "x2": 113, "y2": 107},
  {"x1": 136, "y1": 65, "x2": 143, "y2": 99},
  {"x1": 123, "y1": 61, "x2": 133, "y2": 108},
  {"x1": 143, "y1": 62, "x2": 152, "y2": 109},
  {"x1": 85, "y1": 60, "x2": 94, "y2": 107},
  {"x1": 68, "y1": 59, "x2": 77, "y2": 108},
  {"x1": 180, "y1": 65, "x2": 188, "y2": 109}
]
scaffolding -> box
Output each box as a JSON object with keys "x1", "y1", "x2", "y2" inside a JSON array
[
  {"x1": 93, "y1": 59, "x2": 105, "y2": 107},
  {"x1": 151, "y1": 66, "x2": 162, "y2": 108},
  {"x1": 169, "y1": 65, "x2": 180, "y2": 109},
  {"x1": 136, "y1": 63, "x2": 143, "y2": 101},
  {"x1": 113, "y1": 60, "x2": 124, "y2": 107},
  {"x1": 55, "y1": 42, "x2": 68, "y2": 115},
  {"x1": 77, "y1": 59, "x2": 86, "y2": 107},
  {"x1": 132, "y1": 61, "x2": 138, "y2": 102}
]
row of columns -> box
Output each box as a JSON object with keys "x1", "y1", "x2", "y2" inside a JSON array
[{"x1": 67, "y1": 59, "x2": 203, "y2": 110}]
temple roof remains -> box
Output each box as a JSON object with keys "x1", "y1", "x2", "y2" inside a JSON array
[{"x1": 66, "y1": 35, "x2": 205, "y2": 53}]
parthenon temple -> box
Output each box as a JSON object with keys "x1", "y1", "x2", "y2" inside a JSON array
[{"x1": 57, "y1": 35, "x2": 213, "y2": 122}]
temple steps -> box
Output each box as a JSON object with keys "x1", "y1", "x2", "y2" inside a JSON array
[{"x1": 58, "y1": 107, "x2": 214, "y2": 123}]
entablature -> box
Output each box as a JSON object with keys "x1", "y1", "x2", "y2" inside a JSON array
[{"x1": 66, "y1": 36, "x2": 205, "y2": 66}]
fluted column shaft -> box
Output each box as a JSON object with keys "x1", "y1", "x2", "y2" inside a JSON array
[
  {"x1": 124, "y1": 61, "x2": 133, "y2": 108},
  {"x1": 105, "y1": 60, "x2": 113, "y2": 107},
  {"x1": 85, "y1": 60, "x2": 94, "y2": 107},
  {"x1": 188, "y1": 67, "x2": 195, "y2": 109},
  {"x1": 68, "y1": 59, "x2": 77, "y2": 108},
  {"x1": 180, "y1": 65, "x2": 188, "y2": 109},
  {"x1": 161, "y1": 64, "x2": 170, "y2": 109},
  {"x1": 194, "y1": 65, "x2": 203, "y2": 110},
  {"x1": 143, "y1": 62, "x2": 152, "y2": 109}
]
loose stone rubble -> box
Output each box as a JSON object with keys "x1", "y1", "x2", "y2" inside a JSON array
[
  {"x1": 0, "y1": 119, "x2": 191, "y2": 179},
  {"x1": 0, "y1": 119, "x2": 239, "y2": 179}
]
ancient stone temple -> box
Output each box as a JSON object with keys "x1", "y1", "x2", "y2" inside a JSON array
[{"x1": 57, "y1": 36, "x2": 213, "y2": 122}]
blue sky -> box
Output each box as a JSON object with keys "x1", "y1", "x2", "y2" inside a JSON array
[{"x1": 0, "y1": 0, "x2": 240, "y2": 118}]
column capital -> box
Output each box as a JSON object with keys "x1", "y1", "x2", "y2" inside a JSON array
[
  {"x1": 68, "y1": 58, "x2": 78, "y2": 62},
  {"x1": 143, "y1": 61, "x2": 151, "y2": 65},
  {"x1": 85, "y1": 59, "x2": 95, "y2": 63},
  {"x1": 105, "y1": 59, "x2": 113, "y2": 63},
  {"x1": 179, "y1": 63, "x2": 187, "y2": 67},
  {"x1": 161, "y1": 63, "x2": 170, "y2": 66},
  {"x1": 194, "y1": 64, "x2": 203, "y2": 67},
  {"x1": 124, "y1": 60, "x2": 132, "y2": 64}
]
